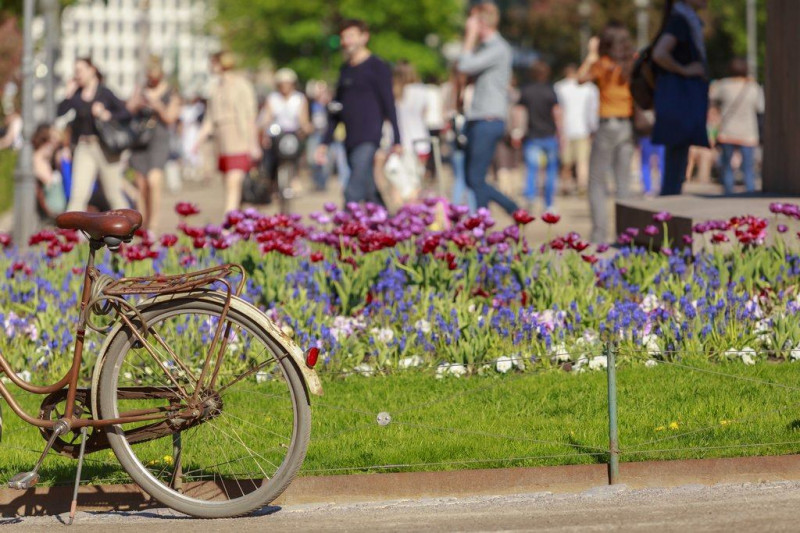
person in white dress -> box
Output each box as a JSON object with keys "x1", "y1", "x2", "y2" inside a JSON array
[{"x1": 384, "y1": 61, "x2": 429, "y2": 204}]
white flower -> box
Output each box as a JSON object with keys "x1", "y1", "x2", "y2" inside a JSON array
[
  {"x1": 16, "y1": 370, "x2": 32, "y2": 382},
  {"x1": 398, "y1": 355, "x2": 424, "y2": 369},
  {"x1": 550, "y1": 343, "x2": 571, "y2": 362},
  {"x1": 747, "y1": 299, "x2": 766, "y2": 320},
  {"x1": 354, "y1": 363, "x2": 374, "y2": 377},
  {"x1": 495, "y1": 355, "x2": 522, "y2": 374},
  {"x1": 370, "y1": 327, "x2": 395, "y2": 343},
  {"x1": 414, "y1": 319, "x2": 432, "y2": 334},
  {"x1": 790, "y1": 344, "x2": 800, "y2": 361},
  {"x1": 642, "y1": 334, "x2": 661, "y2": 357},
  {"x1": 255, "y1": 371, "x2": 269, "y2": 383},
  {"x1": 468, "y1": 304, "x2": 477, "y2": 313},
  {"x1": 645, "y1": 359, "x2": 658, "y2": 368},
  {"x1": 573, "y1": 356, "x2": 589, "y2": 370},
  {"x1": 641, "y1": 294, "x2": 660, "y2": 313},
  {"x1": 436, "y1": 363, "x2": 466, "y2": 378},
  {"x1": 582, "y1": 329, "x2": 599, "y2": 344},
  {"x1": 23, "y1": 323, "x2": 39, "y2": 342},
  {"x1": 589, "y1": 356, "x2": 608, "y2": 371},
  {"x1": 281, "y1": 324, "x2": 295, "y2": 338},
  {"x1": 724, "y1": 347, "x2": 757, "y2": 365}
]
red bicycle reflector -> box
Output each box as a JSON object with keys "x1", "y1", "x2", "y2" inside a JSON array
[{"x1": 305, "y1": 347, "x2": 320, "y2": 368}]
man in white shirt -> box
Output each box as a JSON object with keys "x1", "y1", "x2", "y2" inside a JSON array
[{"x1": 554, "y1": 64, "x2": 598, "y2": 195}]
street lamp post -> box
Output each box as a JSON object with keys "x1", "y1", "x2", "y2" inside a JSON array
[
  {"x1": 12, "y1": 0, "x2": 38, "y2": 249},
  {"x1": 579, "y1": 0, "x2": 592, "y2": 58},
  {"x1": 42, "y1": 0, "x2": 59, "y2": 122},
  {"x1": 747, "y1": 0, "x2": 758, "y2": 79},
  {"x1": 634, "y1": 0, "x2": 651, "y2": 50}
]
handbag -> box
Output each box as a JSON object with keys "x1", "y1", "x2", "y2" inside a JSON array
[
  {"x1": 95, "y1": 115, "x2": 157, "y2": 153},
  {"x1": 95, "y1": 117, "x2": 137, "y2": 153},
  {"x1": 241, "y1": 168, "x2": 272, "y2": 205},
  {"x1": 630, "y1": 0, "x2": 675, "y2": 110}
]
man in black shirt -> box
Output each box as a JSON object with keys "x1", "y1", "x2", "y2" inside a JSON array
[
  {"x1": 518, "y1": 61, "x2": 562, "y2": 212},
  {"x1": 317, "y1": 19, "x2": 401, "y2": 207}
]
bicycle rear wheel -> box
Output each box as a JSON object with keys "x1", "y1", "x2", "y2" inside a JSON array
[{"x1": 98, "y1": 297, "x2": 310, "y2": 518}]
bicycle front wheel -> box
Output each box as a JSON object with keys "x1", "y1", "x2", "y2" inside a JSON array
[{"x1": 98, "y1": 297, "x2": 310, "y2": 518}]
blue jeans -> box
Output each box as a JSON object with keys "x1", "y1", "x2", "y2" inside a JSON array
[
  {"x1": 639, "y1": 136, "x2": 665, "y2": 195},
  {"x1": 523, "y1": 136, "x2": 559, "y2": 209},
  {"x1": 660, "y1": 145, "x2": 690, "y2": 196},
  {"x1": 465, "y1": 120, "x2": 518, "y2": 215},
  {"x1": 345, "y1": 142, "x2": 383, "y2": 206},
  {"x1": 450, "y1": 144, "x2": 476, "y2": 212},
  {"x1": 721, "y1": 143, "x2": 756, "y2": 195}
]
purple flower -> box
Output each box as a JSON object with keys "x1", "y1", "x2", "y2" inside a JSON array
[
  {"x1": 625, "y1": 227, "x2": 640, "y2": 237},
  {"x1": 653, "y1": 211, "x2": 673, "y2": 223},
  {"x1": 596, "y1": 243, "x2": 610, "y2": 253},
  {"x1": 778, "y1": 224, "x2": 788, "y2": 234},
  {"x1": 644, "y1": 225, "x2": 659, "y2": 237},
  {"x1": 682, "y1": 235, "x2": 694, "y2": 245},
  {"x1": 323, "y1": 202, "x2": 337, "y2": 213},
  {"x1": 770, "y1": 202, "x2": 785, "y2": 214},
  {"x1": 618, "y1": 234, "x2": 633, "y2": 245}
]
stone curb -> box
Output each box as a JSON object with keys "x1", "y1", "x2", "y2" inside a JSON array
[{"x1": 3, "y1": 454, "x2": 800, "y2": 517}]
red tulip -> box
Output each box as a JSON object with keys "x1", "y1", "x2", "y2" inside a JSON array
[
  {"x1": 175, "y1": 202, "x2": 200, "y2": 217},
  {"x1": 310, "y1": 251, "x2": 324, "y2": 263},
  {"x1": 160, "y1": 234, "x2": 178, "y2": 247},
  {"x1": 541, "y1": 212, "x2": 561, "y2": 225},
  {"x1": 512, "y1": 209, "x2": 535, "y2": 225},
  {"x1": 581, "y1": 254, "x2": 599, "y2": 264}
]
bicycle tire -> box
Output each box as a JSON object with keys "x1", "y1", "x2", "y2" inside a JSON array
[{"x1": 97, "y1": 297, "x2": 310, "y2": 518}]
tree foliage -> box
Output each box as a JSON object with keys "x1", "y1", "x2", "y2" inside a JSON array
[
  {"x1": 214, "y1": 0, "x2": 465, "y2": 83},
  {"x1": 501, "y1": 0, "x2": 766, "y2": 82}
]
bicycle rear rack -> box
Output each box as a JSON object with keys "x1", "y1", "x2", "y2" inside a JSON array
[{"x1": 101, "y1": 264, "x2": 246, "y2": 298}]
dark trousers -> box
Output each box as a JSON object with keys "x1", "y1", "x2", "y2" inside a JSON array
[
  {"x1": 465, "y1": 119, "x2": 518, "y2": 215},
  {"x1": 660, "y1": 145, "x2": 690, "y2": 196},
  {"x1": 344, "y1": 142, "x2": 383, "y2": 206}
]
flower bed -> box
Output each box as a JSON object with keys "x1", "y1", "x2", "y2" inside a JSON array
[{"x1": 2, "y1": 201, "x2": 800, "y2": 379}]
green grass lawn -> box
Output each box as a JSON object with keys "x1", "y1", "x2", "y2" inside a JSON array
[{"x1": 3, "y1": 361, "x2": 800, "y2": 487}]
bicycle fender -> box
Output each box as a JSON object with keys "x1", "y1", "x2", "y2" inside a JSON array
[{"x1": 90, "y1": 290, "x2": 323, "y2": 418}]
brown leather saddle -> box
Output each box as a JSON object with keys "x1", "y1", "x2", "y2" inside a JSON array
[{"x1": 56, "y1": 209, "x2": 143, "y2": 243}]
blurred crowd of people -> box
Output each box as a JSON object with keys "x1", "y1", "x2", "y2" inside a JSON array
[{"x1": 0, "y1": 0, "x2": 764, "y2": 243}]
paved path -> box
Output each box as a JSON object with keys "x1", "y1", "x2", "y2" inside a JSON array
[
  {"x1": 6, "y1": 481, "x2": 800, "y2": 531},
  {"x1": 1, "y1": 164, "x2": 733, "y2": 246}
]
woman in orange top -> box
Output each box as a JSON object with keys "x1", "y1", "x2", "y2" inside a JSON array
[{"x1": 577, "y1": 22, "x2": 635, "y2": 244}]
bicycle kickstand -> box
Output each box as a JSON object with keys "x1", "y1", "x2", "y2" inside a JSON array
[
  {"x1": 8, "y1": 419, "x2": 71, "y2": 490},
  {"x1": 67, "y1": 427, "x2": 89, "y2": 526}
]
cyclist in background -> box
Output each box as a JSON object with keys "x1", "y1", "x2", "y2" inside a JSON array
[{"x1": 258, "y1": 68, "x2": 312, "y2": 199}]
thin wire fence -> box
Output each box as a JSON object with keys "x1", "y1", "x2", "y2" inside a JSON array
[{"x1": 3, "y1": 345, "x2": 800, "y2": 487}]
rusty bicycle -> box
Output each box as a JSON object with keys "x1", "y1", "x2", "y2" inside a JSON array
[{"x1": 0, "y1": 209, "x2": 322, "y2": 521}]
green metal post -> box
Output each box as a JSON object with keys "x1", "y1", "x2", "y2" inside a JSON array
[{"x1": 606, "y1": 343, "x2": 620, "y2": 484}]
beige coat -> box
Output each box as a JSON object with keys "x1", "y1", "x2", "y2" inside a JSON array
[{"x1": 205, "y1": 72, "x2": 258, "y2": 156}]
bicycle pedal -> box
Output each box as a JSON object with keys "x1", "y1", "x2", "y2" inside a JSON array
[{"x1": 8, "y1": 471, "x2": 39, "y2": 490}]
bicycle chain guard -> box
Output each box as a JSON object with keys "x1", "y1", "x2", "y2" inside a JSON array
[{"x1": 38, "y1": 388, "x2": 222, "y2": 459}]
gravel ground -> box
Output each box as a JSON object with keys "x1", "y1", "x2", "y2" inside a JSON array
[{"x1": 5, "y1": 481, "x2": 800, "y2": 532}]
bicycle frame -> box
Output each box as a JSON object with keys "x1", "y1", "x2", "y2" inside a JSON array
[{"x1": 0, "y1": 240, "x2": 248, "y2": 431}]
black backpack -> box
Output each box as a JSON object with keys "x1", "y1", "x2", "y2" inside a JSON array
[{"x1": 630, "y1": 0, "x2": 674, "y2": 110}]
